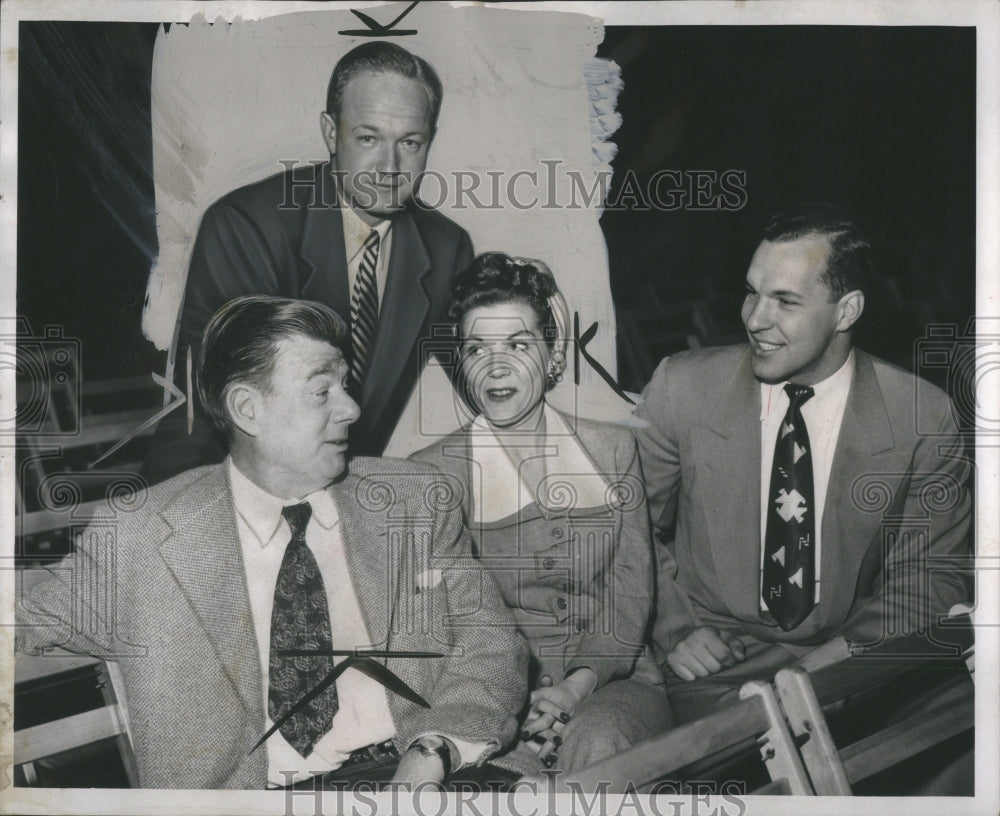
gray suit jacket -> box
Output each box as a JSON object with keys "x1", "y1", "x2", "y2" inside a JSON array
[
  {"x1": 633, "y1": 345, "x2": 972, "y2": 664},
  {"x1": 18, "y1": 457, "x2": 528, "y2": 788},
  {"x1": 411, "y1": 413, "x2": 654, "y2": 689}
]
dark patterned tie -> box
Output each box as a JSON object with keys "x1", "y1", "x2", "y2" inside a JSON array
[
  {"x1": 762, "y1": 384, "x2": 816, "y2": 631},
  {"x1": 268, "y1": 502, "x2": 338, "y2": 756},
  {"x1": 349, "y1": 229, "x2": 380, "y2": 397}
]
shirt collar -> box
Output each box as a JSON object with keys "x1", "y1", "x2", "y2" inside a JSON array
[
  {"x1": 759, "y1": 349, "x2": 855, "y2": 421},
  {"x1": 469, "y1": 404, "x2": 608, "y2": 517},
  {"x1": 341, "y1": 202, "x2": 392, "y2": 261},
  {"x1": 228, "y1": 459, "x2": 340, "y2": 548}
]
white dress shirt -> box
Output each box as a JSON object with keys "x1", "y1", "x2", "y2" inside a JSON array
[
  {"x1": 759, "y1": 351, "x2": 854, "y2": 610},
  {"x1": 229, "y1": 460, "x2": 487, "y2": 785},
  {"x1": 342, "y1": 203, "x2": 393, "y2": 310},
  {"x1": 229, "y1": 460, "x2": 395, "y2": 785}
]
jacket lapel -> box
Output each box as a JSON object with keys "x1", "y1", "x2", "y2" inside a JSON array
[
  {"x1": 362, "y1": 211, "x2": 432, "y2": 425},
  {"x1": 820, "y1": 350, "x2": 907, "y2": 625},
  {"x1": 695, "y1": 349, "x2": 764, "y2": 621},
  {"x1": 156, "y1": 466, "x2": 262, "y2": 717},
  {"x1": 299, "y1": 164, "x2": 351, "y2": 319},
  {"x1": 330, "y1": 472, "x2": 394, "y2": 652}
]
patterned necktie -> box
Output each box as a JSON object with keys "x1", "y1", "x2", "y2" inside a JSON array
[
  {"x1": 349, "y1": 229, "x2": 380, "y2": 397},
  {"x1": 762, "y1": 384, "x2": 816, "y2": 631},
  {"x1": 268, "y1": 502, "x2": 338, "y2": 756}
]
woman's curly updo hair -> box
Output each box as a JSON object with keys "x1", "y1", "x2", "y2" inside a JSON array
[{"x1": 447, "y1": 252, "x2": 559, "y2": 347}]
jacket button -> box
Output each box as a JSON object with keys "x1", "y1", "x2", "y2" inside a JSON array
[
  {"x1": 556, "y1": 597, "x2": 567, "y2": 610},
  {"x1": 542, "y1": 557, "x2": 555, "y2": 569},
  {"x1": 552, "y1": 528, "x2": 563, "y2": 538}
]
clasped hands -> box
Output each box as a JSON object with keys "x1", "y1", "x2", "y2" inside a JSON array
[{"x1": 519, "y1": 668, "x2": 597, "y2": 767}]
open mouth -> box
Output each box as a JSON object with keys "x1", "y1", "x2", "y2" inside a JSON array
[
  {"x1": 751, "y1": 338, "x2": 783, "y2": 353},
  {"x1": 485, "y1": 387, "x2": 517, "y2": 402}
]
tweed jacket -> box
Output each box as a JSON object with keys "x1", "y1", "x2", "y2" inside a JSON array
[
  {"x1": 632, "y1": 344, "x2": 972, "y2": 663},
  {"x1": 18, "y1": 457, "x2": 528, "y2": 788},
  {"x1": 411, "y1": 410, "x2": 655, "y2": 690}
]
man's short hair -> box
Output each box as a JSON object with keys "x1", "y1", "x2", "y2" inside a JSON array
[
  {"x1": 762, "y1": 203, "x2": 875, "y2": 301},
  {"x1": 326, "y1": 42, "x2": 443, "y2": 136},
  {"x1": 198, "y1": 296, "x2": 348, "y2": 438}
]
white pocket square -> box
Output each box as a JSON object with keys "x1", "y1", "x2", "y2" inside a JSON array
[{"x1": 415, "y1": 569, "x2": 444, "y2": 593}]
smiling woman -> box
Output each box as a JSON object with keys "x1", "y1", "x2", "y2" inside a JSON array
[{"x1": 411, "y1": 253, "x2": 673, "y2": 773}]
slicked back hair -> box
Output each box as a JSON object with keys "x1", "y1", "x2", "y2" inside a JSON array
[
  {"x1": 326, "y1": 42, "x2": 442, "y2": 137},
  {"x1": 762, "y1": 203, "x2": 875, "y2": 301},
  {"x1": 198, "y1": 295, "x2": 348, "y2": 439}
]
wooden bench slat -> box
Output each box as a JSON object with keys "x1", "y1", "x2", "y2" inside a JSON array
[
  {"x1": 15, "y1": 706, "x2": 124, "y2": 763},
  {"x1": 556, "y1": 695, "x2": 769, "y2": 792},
  {"x1": 840, "y1": 694, "x2": 974, "y2": 784}
]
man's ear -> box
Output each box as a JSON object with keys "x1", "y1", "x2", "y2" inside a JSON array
[
  {"x1": 224, "y1": 382, "x2": 261, "y2": 438},
  {"x1": 320, "y1": 111, "x2": 337, "y2": 155},
  {"x1": 835, "y1": 290, "x2": 865, "y2": 332}
]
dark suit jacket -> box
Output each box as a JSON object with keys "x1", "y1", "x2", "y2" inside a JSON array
[
  {"x1": 632, "y1": 345, "x2": 972, "y2": 669},
  {"x1": 144, "y1": 162, "x2": 473, "y2": 483},
  {"x1": 18, "y1": 457, "x2": 528, "y2": 789}
]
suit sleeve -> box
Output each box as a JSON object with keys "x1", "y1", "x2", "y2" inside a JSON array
[
  {"x1": 455, "y1": 226, "x2": 473, "y2": 276},
  {"x1": 142, "y1": 201, "x2": 283, "y2": 485},
  {"x1": 562, "y1": 438, "x2": 652, "y2": 688},
  {"x1": 180, "y1": 200, "x2": 282, "y2": 358},
  {"x1": 392, "y1": 490, "x2": 528, "y2": 766},
  {"x1": 632, "y1": 358, "x2": 682, "y2": 542},
  {"x1": 632, "y1": 358, "x2": 703, "y2": 655},
  {"x1": 18, "y1": 522, "x2": 137, "y2": 659},
  {"x1": 836, "y1": 405, "x2": 973, "y2": 646}
]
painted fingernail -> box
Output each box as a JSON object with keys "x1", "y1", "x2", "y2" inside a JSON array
[
  {"x1": 559, "y1": 712, "x2": 570, "y2": 723},
  {"x1": 553, "y1": 736, "x2": 562, "y2": 746},
  {"x1": 544, "y1": 755, "x2": 557, "y2": 767},
  {"x1": 520, "y1": 731, "x2": 530, "y2": 741}
]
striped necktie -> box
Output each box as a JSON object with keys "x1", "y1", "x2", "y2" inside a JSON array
[{"x1": 349, "y1": 229, "x2": 380, "y2": 397}]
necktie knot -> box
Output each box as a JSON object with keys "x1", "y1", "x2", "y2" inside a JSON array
[
  {"x1": 281, "y1": 502, "x2": 312, "y2": 542},
  {"x1": 784, "y1": 383, "x2": 815, "y2": 410},
  {"x1": 364, "y1": 228, "x2": 380, "y2": 253}
]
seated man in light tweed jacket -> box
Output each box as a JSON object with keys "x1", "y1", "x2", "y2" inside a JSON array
[{"x1": 18, "y1": 295, "x2": 531, "y2": 789}]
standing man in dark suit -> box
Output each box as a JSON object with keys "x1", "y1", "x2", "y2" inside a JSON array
[
  {"x1": 144, "y1": 41, "x2": 472, "y2": 483},
  {"x1": 20, "y1": 296, "x2": 528, "y2": 789},
  {"x1": 632, "y1": 204, "x2": 972, "y2": 722}
]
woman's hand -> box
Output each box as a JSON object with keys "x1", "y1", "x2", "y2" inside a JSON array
[{"x1": 520, "y1": 669, "x2": 598, "y2": 765}]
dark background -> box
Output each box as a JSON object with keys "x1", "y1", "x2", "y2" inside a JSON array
[{"x1": 17, "y1": 21, "x2": 976, "y2": 396}]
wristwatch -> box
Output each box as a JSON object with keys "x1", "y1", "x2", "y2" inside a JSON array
[{"x1": 410, "y1": 735, "x2": 454, "y2": 777}]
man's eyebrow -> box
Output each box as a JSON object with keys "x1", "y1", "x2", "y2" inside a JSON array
[
  {"x1": 306, "y1": 361, "x2": 344, "y2": 379},
  {"x1": 747, "y1": 280, "x2": 802, "y2": 299},
  {"x1": 350, "y1": 124, "x2": 427, "y2": 136}
]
